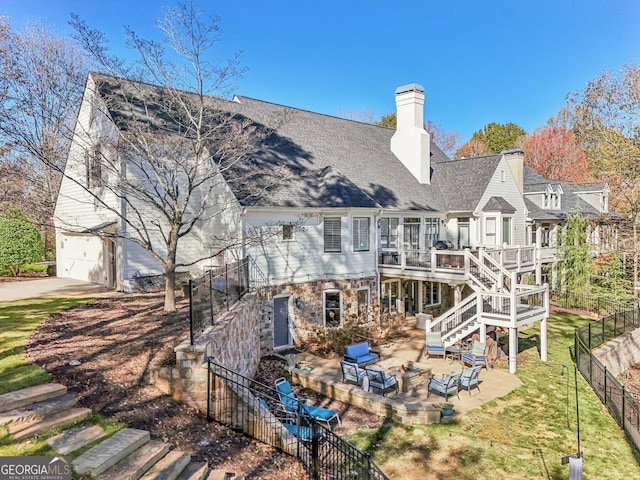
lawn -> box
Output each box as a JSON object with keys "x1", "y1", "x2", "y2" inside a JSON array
[
  {"x1": 349, "y1": 312, "x2": 640, "y2": 479},
  {"x1": 0, "y1": 298, "x2": 123, "y2": 459}
]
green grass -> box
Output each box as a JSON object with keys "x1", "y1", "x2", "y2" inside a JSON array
[
  {"x1": 0, "y1": 298, "x2": 94, "y2": 394},
  {"x1": 0, "y1": 297, "x2": 125, "y2": 467},
  {"x1": 349, "y1": 312, "x2": 640, "y2": 479}
]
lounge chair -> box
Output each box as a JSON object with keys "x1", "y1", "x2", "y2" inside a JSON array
[
  {"x1": 364, "y1": 368, "x2": 398, "y2": 396},
  {"x1": 274, "y1": 377, "x2": 340, "y2": 428},
  {"x1": 340, "y1": 361, "x2": 367, "y2": 385},
  {"x1": 459, "y1": 365, "x2": 483, "y2": 395},
  {"x1": 424, "y1": 331, "x2": 445, "y2": 359},
  {"x1": 258, "y1": 398, "x2": 317, "y2": 442},
  {"x1": 461, "y1": 340, "x2": 488, "y2": 369},
  {"x1": 427, "y1": 371, "x2": 462, "y2": 400}
]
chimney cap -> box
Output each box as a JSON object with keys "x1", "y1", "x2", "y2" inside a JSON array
[
  {"x1": 501, "y1": 149, "x2": 524, "y2": 156},
  {"x1": 395, "y1": 83, "x2": 425, "y2": 95}
]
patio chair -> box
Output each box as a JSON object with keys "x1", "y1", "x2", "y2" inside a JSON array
[
  {"x1": 274, "y1": 377, "x2": 341, "y2": 428},
  {"x1": 364, "y1": 368, "x2": 398, "y2": 396},
  {"x1": 459, "y1": 365, "x2": 483, "y2": 395},
  {"x1": 340, "y1": 361, "x2": 367, "y2": 386},
  {"x1": 258, "y1": 398, "x2": 318, "y2": 442},
  {"x1": 461, "y1": 340, "x2": 488, "y2": 369},
  {"x1": 424, "y1": 331, "x2": 445, "y2": 359},
  {"x1": 427, "y1": 371, "x2": 462, "y2": 400}
]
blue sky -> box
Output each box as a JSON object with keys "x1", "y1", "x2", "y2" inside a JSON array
[{"x1": 2, "y1": 0, "x2": 639, "y2": 142}]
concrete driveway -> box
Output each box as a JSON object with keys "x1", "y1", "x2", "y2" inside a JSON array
[{"x1": 0, "y1": 277, "x2": 117, "y2": 302}]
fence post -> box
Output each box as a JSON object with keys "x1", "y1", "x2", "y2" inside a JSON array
[
  {"x1": 208, "y1": 269, "x2": 214, "y2": 326},
  {"x1": 189, "y1": 279, "x2": 195, "y2": 345},
  {"x1": 364, "y1": 452, "x2": 372, "y2": 480},
  {"x1": 604, "y1": 365, "x2": 607, "y2": 404},
  {"x1": 206, "y1": 359, "x2": 211, "y2": 420},
  {"x1": 311, "y1": 422, "x2": 320, "y2": 480},
  {"x1": 225, "y1": 264, "x2": 229, "y2": 311},
  {"x1": 602, "y1": 317, "x2": 606, "y2": 343},
  {"x1": 622, "y1": 385, "x2": 626, "y2": 433}
]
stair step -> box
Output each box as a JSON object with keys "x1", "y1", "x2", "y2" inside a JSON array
[
  {"x1": 139, "y1": 450, "x2": 191, "y2": 480},
  {"x1": 207, "y1": 471, "x2": 239, "y2": 480},
  {"x1": 98, "y1": 440, "x2": 171, "y2": 480},
  {"x1": 73, "y1": 428, "x2": 150, "y2": 477},
  {"x1": 0, "y1": 393, "x2": 78, "y2": 426},
  {"x1": 176, "y1": 461, "x2": 208, "y2": 480},
  {"x1": 8, "y1": 407, "x2": 92, "y2": 441},
  {"x1": 0, "y1": 383, "x2": 67, "y2": 413},
  {"x1": 47, "y1": 423, "x2": 106, "y2": 455}
]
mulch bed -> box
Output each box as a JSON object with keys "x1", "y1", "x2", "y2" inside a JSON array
[{"x1": 25, "y1": 294, "x2": 380, "y2": 479}]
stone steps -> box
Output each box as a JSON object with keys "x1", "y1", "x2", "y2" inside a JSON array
[
  {"x1": 8, "y1": 406, "x2": 92, "y2": 440},
  {"x1": 0, "y1": 383, "x2": 67, "y2": 413},
  {"x1": 47, "y1": 423, "x2": 107, "y2": 455},
  {"x1": 0, "y1": 393, "x2": 79, "y2": 426},
  {"x1": 3, "y1": 383, "x2": 218, "y2": 479}
]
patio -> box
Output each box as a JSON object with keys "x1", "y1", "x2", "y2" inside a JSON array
[{"x1": 284, "y1": 329, "x2": 522, "y2": 425}]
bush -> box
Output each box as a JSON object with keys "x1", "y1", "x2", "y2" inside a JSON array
[{"x1": 0, "y1": 208, "x2": 44, "y2": 276}]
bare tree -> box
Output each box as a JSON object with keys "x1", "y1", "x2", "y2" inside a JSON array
[
  {"x1": 0, "y1": 18, "x2": 87, "y2": 256},
  {"x1": 65, "y1": 2, "x2": 290, "y2": 311}
]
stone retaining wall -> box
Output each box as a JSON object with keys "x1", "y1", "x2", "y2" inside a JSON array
[
  {"x1": 150, "y1": 292, "x2": 269, "y2": 412},
  {"x1": 291, "y1": 369, "x2": 441, "y2": 425},
  {"x1": 594, "y1": 329, "x2": 640, "y2": 377}
]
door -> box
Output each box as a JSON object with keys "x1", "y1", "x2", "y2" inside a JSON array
[
  {"x1": 458, "y1": 223, "x2": 470, "y2": 249},
  {"x1": 273, "y1": 296, "x2": 290, "y2": 349}
]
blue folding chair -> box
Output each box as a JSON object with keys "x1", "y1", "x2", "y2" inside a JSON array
[
  {"x1": 274, "y1": 377, "x2": 340, "y2": 428},
  {"x1": 258, "y1": 398, "x2": 315, "y2": 441}
]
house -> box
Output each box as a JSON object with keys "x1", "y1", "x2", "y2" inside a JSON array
[{"x1": 57, "y1": 73, "x2": 616, "y2": 373}]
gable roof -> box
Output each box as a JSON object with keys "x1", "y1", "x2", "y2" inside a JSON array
[
  {"x1": 482, "y1": 196, "x2": 516, "y2": 213},
  {"x1": 89, "y1": 72, "x2": 510, "y2": 213}
]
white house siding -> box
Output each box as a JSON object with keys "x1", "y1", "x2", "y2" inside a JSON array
[
  {"x1": 54, "y1": 76, "x2": 120, "y2": 286},
  {"x1": 477, "y1": 157, "x2": 527, "y2": 246},
  {"x1": 243, "y1": 210, "x2": 377, "y2": 286}
]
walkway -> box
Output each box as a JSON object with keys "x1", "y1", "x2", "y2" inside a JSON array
[{"x1": 0, "y1": 277, "x2": 116, "y2": 302}]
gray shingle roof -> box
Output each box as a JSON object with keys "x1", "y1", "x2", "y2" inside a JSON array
[
  {"x1": 482, "y1": 196, "x2": 516, "y2": 213},
  {"x1": 90, "y1": 72, "x2": 509, "y2": 213}
]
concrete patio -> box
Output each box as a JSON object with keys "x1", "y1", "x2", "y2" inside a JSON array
[{"x1": 285, "y1": 329, "x2": 522, "y2": 424}]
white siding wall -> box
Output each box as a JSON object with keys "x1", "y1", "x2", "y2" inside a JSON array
[
  {"x1": 477, "y1": 158, "x2": 528, "y2": 246},
  {"x1": 243, "y1": 211, "x2": 377, "y2": 285}
]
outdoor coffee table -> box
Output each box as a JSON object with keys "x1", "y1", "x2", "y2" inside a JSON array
[{"x1": 445, "y1": 346, "x2": 469, "y2": 365}]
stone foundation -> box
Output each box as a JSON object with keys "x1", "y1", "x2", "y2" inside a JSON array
[{"x1": 150, "y1": 292, "x2": 268, "y2": 412}]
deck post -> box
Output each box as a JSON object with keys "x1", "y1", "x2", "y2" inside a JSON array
[
  {"x1": 540, "y1": 315, "x2": 548, "y2": 362},
  {"x1": 509, "y1": 327, "x2": 518, "y2": 374}
]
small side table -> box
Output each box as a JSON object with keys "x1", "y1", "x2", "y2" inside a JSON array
[{"x1": 445, "y1": 346, "x2": 464, "y2": 364}]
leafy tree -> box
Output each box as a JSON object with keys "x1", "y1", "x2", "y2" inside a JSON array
[
  {"x1": 470, "y1": 122, "x2": 526, "y2": 154},
  {"x1": 521, "y1": 126, "x2": 591, "y2": 181},
  {"x1": 67, "y1": 2, "x2": 288, "y2": 311},
  {"x1": 590, "y1": 252, "x2": 631, "y2": 301},
  {"x1": 376, "y1": 112, "x2": 396, "y2": 128},
  {"x1": 566, "y1": 63, "x2": 640, "y2": 289},
  {"x1": 0, "y1": 207, "x2": 44, "y2": 276},
  {"x1": 454, "y1": 139, "x2": 491, "y2": 159},
  {"x1": 556, "y1": 215, "x2": 591, "y2": 294}
]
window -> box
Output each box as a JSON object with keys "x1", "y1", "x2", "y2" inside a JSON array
[
  {"x1": 86, "y1": 145, "x2": 103, "y2": 188},
  {"x1": 282, "y1": 224, "x2": 294, "y2": 241},
  {"x1": 543, "y1": 192, "x2": 550, "y2": 208},
  {"x1": 422, "y1": 281, "x2": 440, "y2": 307},
  {"x1": 501, "y1": 169, "x2": 506, "y2": 182},
  {"x1": 381, "y1": 281, "x2": 398, "y2": 314},
  {"x1": 601, "y1": 194, "x2": 609, "y2": 213},
  {"x1": 357, "y1": 288, "x2": 369, "y2": 320},
  {"x1": 379, "y1": 217, "x2": 399, "y2": 248},
  {"x1": 502, "y1": 217, "x2": 512, "y2": 245},
  {"x1": 424, "y1": 218, "x2": 440, "y2": 248},
  {"x1": 485, "y1": 218, "x2": 496, "y2": 245},
  {"x1": 324, "y1": 217, "x2": 341, "y2": 252},
  {"x1": 353, "y1": 217, "x2": 370, "y2": 252},
  {"x1": 553, "y1": 194, "x2": 560, "y2": 209},
  {"x1": 541, "y1": 224, "x2": 550, "y2": 247},
  {"x1": 324, "y1": 290, "x2": 341, "y2": 327}
]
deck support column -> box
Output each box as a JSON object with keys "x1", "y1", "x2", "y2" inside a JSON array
[
  {"x1": 508, "y1": 327, "x2": 518, "y2": 374},
  {"x1": 540, "y1": 315, "x2": 548, "y2": 362}
]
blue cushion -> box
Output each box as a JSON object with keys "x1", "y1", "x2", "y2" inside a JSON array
[
  {"x1": 284, "y1": 423, "x2": 313, "y2": 441},
  {"x1": 345, "y1": 342, "x2": 369, "y2": 358},
  {"x1": 462, "y1": 354, "x2": 486, "y2": 364},
  {"x1": 428, "y1": 346, "x2": 444, "y2": 353},
  {"x1": 303, "y1": 404, "x2": 337, "y2": 421}
]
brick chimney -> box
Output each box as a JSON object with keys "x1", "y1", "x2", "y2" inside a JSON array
[{"x1": 390, "y1": 83, "x2": 431, "y2": 184}]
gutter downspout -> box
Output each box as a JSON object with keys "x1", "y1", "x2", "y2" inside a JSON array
[{"x1": 375, "y1": 209, "x2": 383, "y2": 323}]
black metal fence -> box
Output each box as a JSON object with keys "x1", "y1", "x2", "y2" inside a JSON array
[
  {"x1": 189, "y1": 258, "x2": 249, "y2": 345},
  {"x1": 568, "y1": 296, "x2": 640, "y2": 453},
  {"x1": 207, "y1": 359, "x2": 389, "y2": 480},
  {"x1": 550, "y1": 290, "x2": 634, "y2": 317}
]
